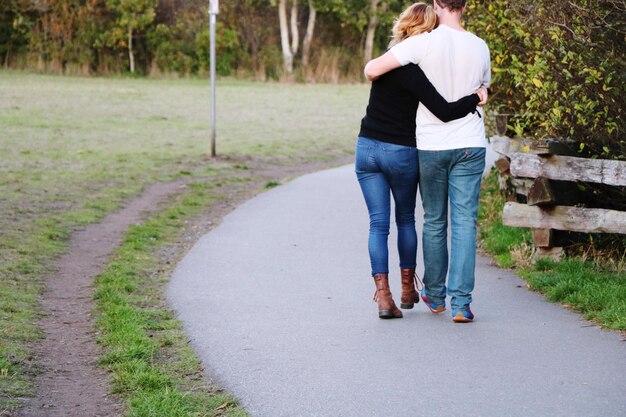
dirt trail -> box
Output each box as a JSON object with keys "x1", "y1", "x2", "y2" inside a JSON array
[
  {"x1": 20, "y1": 180, "x2": 189, "y2": 417},
  {"x1": 19, "y1": 156, "x2": 352, "y2": 417}
]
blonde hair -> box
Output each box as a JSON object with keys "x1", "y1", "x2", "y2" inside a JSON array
[{"x1": 389, "y1": 3, "x2": 437, "y2": 48}]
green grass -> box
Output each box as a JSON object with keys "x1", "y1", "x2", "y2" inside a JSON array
[
  {"x1": 521, "y1": 259, "x2": 626, "y2": 330},
  {"x1": 477, "y1": 170, "x2": 532, "y2": 268},
  {"x1": 94, "y1": 182, "x2": 250, "y2": 416},
  {"x1": 0, "y1": 71, "x2": 368, "y2": 414},
  {"x1": 479, "y1": 169, "x2": 626, "y2": 331}
]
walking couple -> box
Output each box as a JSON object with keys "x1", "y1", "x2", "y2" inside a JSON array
[{"x1": 355, "y1": 0, "x2": 490, "y2": 323}]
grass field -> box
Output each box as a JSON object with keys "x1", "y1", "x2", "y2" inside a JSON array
[{"x1": 0, "y1": 71, "x2": 369, "y2": 413}]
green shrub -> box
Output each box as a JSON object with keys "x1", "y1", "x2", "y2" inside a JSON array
[{"x1": 466, "y1": 0, "x2": 625, "y2": 159}]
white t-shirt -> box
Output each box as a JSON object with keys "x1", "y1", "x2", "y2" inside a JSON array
[{"x1": 390, "y1": 24, "x2": 491, "y2": 151}]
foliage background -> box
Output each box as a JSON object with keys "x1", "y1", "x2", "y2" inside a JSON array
[
  {"x1": 464, "y1": 0, "x2": 625, "y2": 158},
  {"x1": 1, "y1": 0, "x2": 624, "y2": 150}
]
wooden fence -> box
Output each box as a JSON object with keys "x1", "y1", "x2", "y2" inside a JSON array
[{"x1": 490, "y1": 136, "x2": 626, "y2": 259}]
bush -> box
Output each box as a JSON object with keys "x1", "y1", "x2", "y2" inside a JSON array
[
  {"x1": 194, "y1": 24, "x2": 239, "y2": 76},
  {"x1": 465, "y1": 0, "x2": 625, "y2": 159}
]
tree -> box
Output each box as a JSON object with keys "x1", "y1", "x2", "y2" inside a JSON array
[
  {"x1": 278, "y1": 0, "x2": 302, "y2": 73},
  {"x1": 317, "y1": 0, "x2": 401, "y2": 62},
  {"x1": 0, "y1": 0, "x2": 30, "y2": 67},
  {"x1": 290, "y1": 0, "x2": 299, "y2": 54},
  {"x1": 106, "y1": 0, "x2": 157, "y2": 73},
  {"x1": 363, "y1": 0, "x2": 379, "y2": 63},
  {"x1": 301, "y1": 0, "x2": 316, "y2": 68}
]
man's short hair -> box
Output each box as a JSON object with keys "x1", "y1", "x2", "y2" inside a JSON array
[{"x1": 435, "y1": 0, "x2": 467, "y2": 12}]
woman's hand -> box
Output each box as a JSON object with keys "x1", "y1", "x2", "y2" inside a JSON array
[{"x1": 476, "y1": 86, "x2": 488, "y2": 106}]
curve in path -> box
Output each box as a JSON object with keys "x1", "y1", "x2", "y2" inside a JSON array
[{"x1": 168, "y1": 164, "x2": 626, "y2": 417}]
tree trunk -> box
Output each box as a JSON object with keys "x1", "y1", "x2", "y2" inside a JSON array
[
  {"x1": 363, "y1": 0, "x2": 380, "y2": 63},
  {"x1": 128, "y1": 26, "x2": 135, "y2": 73},
  {"x1": 290, "y1": 0, "x2": 299, "y2": 55},
  {"x1": 278, "y1": 0, "x2": 293, "y2": 73},
  {"x1": 302, "y1": 0, "x2": 316, "y2": 68}
]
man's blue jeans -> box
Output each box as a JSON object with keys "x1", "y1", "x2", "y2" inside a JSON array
[
  {"x1": 355, "y1": 137, "x2": 419, "y2": 275},
  {"x1": 418, "y1": 147, "x2": 486, "y2": 310}
]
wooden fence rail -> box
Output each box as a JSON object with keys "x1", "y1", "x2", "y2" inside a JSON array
[
  {"x1": 490, "y1": 136, "x2": 626, "y2": 258},
  {"x1": 503, "y1": 203, "x2": 626, "y2": 234},
  {"x1": 510, "y1": 153, "x2": 626, "y2": 187}
]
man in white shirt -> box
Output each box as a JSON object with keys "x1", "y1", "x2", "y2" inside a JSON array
[{"x1": 364, "y1": 0, "x2": 491, "y2": 323}]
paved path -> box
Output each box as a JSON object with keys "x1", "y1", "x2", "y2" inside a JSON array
[{"x1": 168, "y1": 164, "x2": 625, "y2": 417}]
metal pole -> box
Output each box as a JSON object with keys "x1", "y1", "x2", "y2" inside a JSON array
[{"x1": 209, "y1": 1, "x2": 218, "y2": 157}]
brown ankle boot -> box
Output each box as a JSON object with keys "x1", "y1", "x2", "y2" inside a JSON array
[
  {"x1": 373, "y1": 273, "x2": 402, "y2": 319},
  {"x1": 400, "y1": 268, "x2": 420, "y2": 309}
]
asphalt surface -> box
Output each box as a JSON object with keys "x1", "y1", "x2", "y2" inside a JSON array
[{"x1": 168, "y1": 161, "x2": 626, "y2": 417}]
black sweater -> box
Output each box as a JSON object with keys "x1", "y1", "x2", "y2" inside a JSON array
[{"x1": 359, "y1": 64, "x2": 480, "y2": 147}]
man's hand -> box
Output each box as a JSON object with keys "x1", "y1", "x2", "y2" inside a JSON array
[{"x1": 476, "y1": 86, "x2": 488, "y2": 106}]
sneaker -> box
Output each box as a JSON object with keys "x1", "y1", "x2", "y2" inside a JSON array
[
  {"x1": 451, "y1": 306, "x2": 474, "y2": 323},
  {"x1": 420, "y1": 290, "x2": 446, "y2": 313}
]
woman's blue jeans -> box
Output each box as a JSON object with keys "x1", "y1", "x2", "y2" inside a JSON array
[
  {"x1": 418, "y1": 147, "x2": 486, "y2": 310},
  {"x1": 355, "y1": 136, "x2": 419, "y2": 275}
]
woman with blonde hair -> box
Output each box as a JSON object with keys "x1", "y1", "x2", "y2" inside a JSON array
[
  {"x1": 356, "y1": 2, "x2": 487, "y2": 319},
  {"x1": 389, "y1": 1, "x2": 438, "y2": 47}
]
